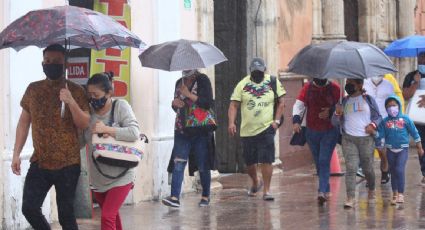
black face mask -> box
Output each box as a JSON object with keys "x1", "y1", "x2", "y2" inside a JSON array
[
  {"x1": 345, "y1": 83, "x2": 357, "y2": 95},
  {"x1": 251, "y1": 71, "x2": 264, "y2": 84},
  {"x1": 89, "y1": 96, "x2": 108, "y2": 110},
  {"x1": 43, "y1": 64, "x2": 64, "y2": 80},
  {"x1": 313, "y1": 78, "x2": 328, "y2": 86}
]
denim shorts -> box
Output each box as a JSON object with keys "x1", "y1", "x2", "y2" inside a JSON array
[{"x1": 241, "y1": 126, "x2": 276, "y2": 166}]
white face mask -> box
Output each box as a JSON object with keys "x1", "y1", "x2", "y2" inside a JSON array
[{"x1": 371, "y1": 76, "x2": 383, "y2": 85}]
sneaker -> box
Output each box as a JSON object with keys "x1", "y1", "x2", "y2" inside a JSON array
[
  {"x1": 199, "y1": 198, "x2": 210, "y2": 207},
  {"x1": 396, "y1": 194, "x2": 404, "y2": 203},
  {"x1": 368, "y1": 190, "x2": 376, "y2": 204},
  {"x1": 263, "y1": 193, "x2": 275, "y2": 201},
  {"x1": 356, "y1": 168, "x2": 365, "y2": 178},
  {"x1": 343, "y1": 197, "x2": 355, "y2": 209},
  {"x1": 381, "y1": 171, "x2": 390, "y2": 184},
  {"x1": 162, "y1": 196, "x2": 180, "y2": 208},
  {"x1": 318, "y1": 193, "x2": 327, "y2": 205},
  {"x1": 248, "y1": 179, "x2": 264, "y2": 197}
]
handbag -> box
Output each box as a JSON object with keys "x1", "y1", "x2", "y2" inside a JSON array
[
  {"x1": 290, "y1": 104, "x2": 307, "y2": 146},
  {"x1": 184, "y1": 101, "x2": 217, "y2": 133},
  {"x1": 92, "y1": 100, "x2": 148, "y2": 179}
]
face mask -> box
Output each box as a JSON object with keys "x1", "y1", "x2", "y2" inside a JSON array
[
  {"x1": 345, "y1": 83, "x2": 357, "y2": 95},
  {"x1": 419, "y1": 65, "x2": 425, "y2": 74},
  {"x1": 89, "y1": 96, "x2": 108, "y2": 110},
  {"x1": 371, "y1": 76, "x2": 383, "y2": 85},
  {"x1": 43, "y1": 64, "x2": 64, "y2": 80},
  {"x1": 251, "y1": 71, "x2": 264, "y2": 84},
  {"x1": 313, "y1": 78, "x2": 328, "y2": 86},
  {"x1": 386, "y1": 105, "x2": 399, "y2": 117}
]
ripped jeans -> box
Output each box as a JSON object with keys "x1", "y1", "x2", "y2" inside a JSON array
[{"x1": 171, "y1": 133, "x2": 211, "y2": 199}]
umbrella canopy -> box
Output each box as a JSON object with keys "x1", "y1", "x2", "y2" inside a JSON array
[
  {"x1": 0, "y1": 5, "x2": 144, "y2": 51},
  {"x1": 139, "y1": 39, "x2": 227, "y2": 71},
  {"x1": 384, "y1": 35, "x2": 425, "y2": 57},
  {"x1": 287, "y1": 41, "x2": 397, "y2": 79}
]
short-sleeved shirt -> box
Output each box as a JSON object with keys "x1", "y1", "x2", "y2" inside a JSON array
[
  {"x1": 21, "y1": 79, "x2": 89, "y2": 170},
  {"x1": 231, "y1": 74, "x2": 286, "y2": 137},
  {"x1": 343, "y1": 95, "x2": 371, "y2": 137},
  {"x1": 364, "y1": 78, "x2": 394, "y2": 117}
]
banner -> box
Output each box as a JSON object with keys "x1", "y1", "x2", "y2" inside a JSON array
[{"x1": 90, "y1": 0, "x2": 132, "y2": 101}]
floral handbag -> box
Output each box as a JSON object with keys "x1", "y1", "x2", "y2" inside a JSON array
[{"x1": 184, "y1": 101, "x2": 217, "y2": 133}]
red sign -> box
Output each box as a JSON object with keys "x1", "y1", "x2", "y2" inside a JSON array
[
  {"x1": 67, "y1": 57, "x2": 90, "y2": 85},
  {"x1": 68, "y1": 62, "x2": 88, "y2": 79}
]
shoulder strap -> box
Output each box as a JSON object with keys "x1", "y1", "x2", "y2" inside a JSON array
[
  {"x1": 109, "y1": 100, "x2": 118, "y2": 126},
  {"x1": 270, "y1": 75, "x2": 277, "y2": 98},
  {"x1": 91, "y1": 153, "x2": 130, "y2": 179}
]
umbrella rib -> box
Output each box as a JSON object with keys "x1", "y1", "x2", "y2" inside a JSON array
[
  {"x1": 110, "y1": 35, "x2": 123, "y2": 50},
  {"x1": 91, "y1": 36, "x2": 100, "y2": 50}
]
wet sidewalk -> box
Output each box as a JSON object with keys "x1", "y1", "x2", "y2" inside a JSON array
[{"x1": 55, "y1": 151, "x2": 425, "y2": 230}]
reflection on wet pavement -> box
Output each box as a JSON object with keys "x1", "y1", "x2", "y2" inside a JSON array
[{"x1": 53, "y1": 152, "x2": 425, "y2": 229}]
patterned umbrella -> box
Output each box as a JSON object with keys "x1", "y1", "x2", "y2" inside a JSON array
[
  {"x1": 139, "y1": 39, "x2": 227, "y2": 71},
  {"x1": 0, "y1": 5, "x2": 144, "y2": 50}
]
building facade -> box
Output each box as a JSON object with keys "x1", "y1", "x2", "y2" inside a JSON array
[{"x1": 0, "y1": 0, "x2": 422, "y2": 228}]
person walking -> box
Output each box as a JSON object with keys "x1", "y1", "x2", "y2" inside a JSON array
[
  {"x1": 11, "y1": 44, "x2": 90, "y2": 230},
  {"x1": 84, "y1": 72, "x2": 140, "y2": 230},
  {"x1": 364, "y1": 76, "x2": 395, "y2": 184},
  {"x1": 162, "y1": 69, "x2": 216, "y2": 208},
  {"x1": 332, "y1": 79, "x2": 382, "y2": 208},
  {"x1": 228, "y1": 57, "x2": 286, "y2": 201},
  {"x1": 402, "y1": 52, "x2": 425, "y2": 186},
  {"x1": 292, "y1": 78, "x2": 340, "y2": 205},
  {"x1": 375, "y1": 95, "x2": 424, "y2": 204}
]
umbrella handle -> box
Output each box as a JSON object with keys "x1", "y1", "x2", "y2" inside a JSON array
[{"x1": 61, "y1": 38, "x2": 70, "y2": 119}]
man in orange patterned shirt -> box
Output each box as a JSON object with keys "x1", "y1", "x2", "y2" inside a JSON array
[{"x1": 11, "y1": 44, "x2": 90, "y2": 230}]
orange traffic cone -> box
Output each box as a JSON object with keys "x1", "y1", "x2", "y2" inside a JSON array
[{"x1": 330, "y1": 148, "x2": 344, "y2": 176}]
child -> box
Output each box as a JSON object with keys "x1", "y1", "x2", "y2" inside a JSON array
[{"x1": 375, "y1": 95, "x2": 424, "y2": 205}]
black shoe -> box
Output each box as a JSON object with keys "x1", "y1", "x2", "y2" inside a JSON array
[
  {"x1": 162, "y1": 196, "x2": 180, "y2": 208},
  {"x1": 199, "y1": 198, "x2": 210, "y2": 207},
  {"x1": 381, "y1": 171, "x2": 390, "y2": 184}
]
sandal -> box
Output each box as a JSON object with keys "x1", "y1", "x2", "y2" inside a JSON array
[
  {"x1": 390, "y1": 194, "x2": 397, "y2": 205},
  {"x1": 343, "y1": 198, "x2": 355, "y2": 209},
  {"x1": 396, "y1": 194, "x2": 404, "y2": 203},
  {"x1": 248, "y1": 179, "x2": 263, "y2": 197},
  {"x1": 263, "y1": 193, "x2": 275, "y2": 201}
]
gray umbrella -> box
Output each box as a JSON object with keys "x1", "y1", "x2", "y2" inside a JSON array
[
  {"x1": 287, "y1": 41, "x2": 397, "y2": 79},
  {"x1": 139, "y1": 39, "x2": 227, "y2": 71}
]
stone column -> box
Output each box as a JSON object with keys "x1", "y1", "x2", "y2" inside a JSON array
[
  {"x1": 321, "y1": 0, "x2": 346, "y2": 41},
  {"x1": 312, "y1": 0, "x2": 323, "y2": 43},
  {"x1": 397, "y1": 0, "x2": 417, "y2": 82},
  {"x1": 194, "y1": 0, "x2": 223, "y2": 190}
]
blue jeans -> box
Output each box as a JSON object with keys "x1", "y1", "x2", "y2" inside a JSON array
[
  {"x1": 387, "y1": 148, "x2": 409, "y2": 193},
  {"x1": 171, "y1": 133, "x2": 211, "y2": 198},
  {"x1": 305, "y1": 127, "x2": 339, "y2": 193}
]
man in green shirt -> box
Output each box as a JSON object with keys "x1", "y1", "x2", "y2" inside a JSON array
[{"x1": 228, "y1": 57, "x2": 286, "y2": 201}]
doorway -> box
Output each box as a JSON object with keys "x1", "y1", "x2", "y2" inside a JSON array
[{"x1": 214, "y1": 0, "x2": 247, "y2": 173}]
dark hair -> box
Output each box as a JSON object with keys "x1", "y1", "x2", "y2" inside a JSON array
[
  {"x1": 87, "y1": 71, "x2": 114, "y2": 93},
  {"x1": 385, "y1": 98, "x2": 398, "y2": 107},
  {"x1": 353, "y1": 79, "x2": 364, "y2": 85},
  {"x1": 43, "y1": 44, "x2": 66, "y2": 55}
]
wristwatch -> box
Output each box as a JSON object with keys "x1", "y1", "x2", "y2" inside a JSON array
[{"x1": 274, "y1": 119, "x2": 281, "y2": 125}]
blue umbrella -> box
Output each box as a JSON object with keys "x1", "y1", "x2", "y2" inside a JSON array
[{"x1": 384, "y1": 35, "x2": 425, "y2": 57}]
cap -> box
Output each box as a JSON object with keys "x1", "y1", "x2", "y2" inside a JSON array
[
  {"x1": 182, "y1": 69, "x2": 197, "y2": 77},
  {"x1": 249, "y1": 57, "x2": 266, "y2": 72}
]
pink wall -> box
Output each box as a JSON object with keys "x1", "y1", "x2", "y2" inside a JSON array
[{"x1": 279, "y1": 0, "x2": 313, "y2": 71}]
